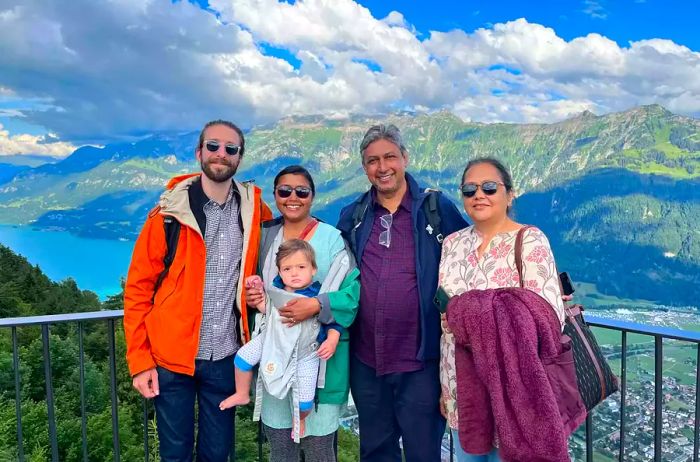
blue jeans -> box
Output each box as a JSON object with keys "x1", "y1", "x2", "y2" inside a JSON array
[
  {"x1": 452, "y1": 429, "x2": 501, "y2": 462},
  {"x1": 350, "y1": 355, "x2": 445, "y2": 462},
  {"x1": 154, "y1": 357, "x2": 236, "y2": 462}
]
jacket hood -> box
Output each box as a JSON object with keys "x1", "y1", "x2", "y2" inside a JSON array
[
  {"x1": 165, "y1": 173, "x2": 200, "y2": 190},
  {"x1": 158, "y1": 173, "x2": 259, "y2": 236},
  {"x1": 158, "y1": 174, "x2": 201, "y2": 235}
]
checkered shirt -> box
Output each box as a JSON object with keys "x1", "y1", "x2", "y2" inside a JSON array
[{"x1": 196, "y1": 184, "x2": 244, "y2": 360}]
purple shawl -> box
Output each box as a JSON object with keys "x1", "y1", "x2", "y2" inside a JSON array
[{"x1": 446, "y1": 288, "x2": 586, "y2": 462}]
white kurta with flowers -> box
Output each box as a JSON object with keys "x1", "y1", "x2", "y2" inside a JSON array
[{"x1": 438, "y1": 225, "x2": 566, "y2": 430}]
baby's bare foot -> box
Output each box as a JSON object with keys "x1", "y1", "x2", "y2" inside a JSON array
[
  {"x1": 290, "y1": 421, "x2": 306, "y2": 440},
  {"x1": 219, "y1": 393, "x2": 250, "y2": 410}
]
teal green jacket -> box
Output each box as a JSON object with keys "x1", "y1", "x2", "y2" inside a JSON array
[{"x1": 258, "y1": 217, "x2": 360, "y2": 405}]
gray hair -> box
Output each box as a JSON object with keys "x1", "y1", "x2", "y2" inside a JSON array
[{"x1": 359, "y1": 124, "x2": 407, "y2": 158}]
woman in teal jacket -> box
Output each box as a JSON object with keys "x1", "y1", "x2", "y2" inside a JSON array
[{"x1": 246, "y1": 165, "x2": 360, "y2": 462}]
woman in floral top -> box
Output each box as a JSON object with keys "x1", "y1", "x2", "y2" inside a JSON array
[{"x1": 438, "y1": 158, "x2": 566, "y2": 462}]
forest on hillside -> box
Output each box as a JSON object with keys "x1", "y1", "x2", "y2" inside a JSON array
[{"x1": 0, "y1": 244, "x2": 359, "y2": 461}]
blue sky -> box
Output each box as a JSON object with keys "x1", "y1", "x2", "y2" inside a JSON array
[
  {"x1": 357, "y1": 1, "x2": 699, "y2": 50},
  {"x1": 0, "y1": 0, "x2": 699, "y2": 155}
]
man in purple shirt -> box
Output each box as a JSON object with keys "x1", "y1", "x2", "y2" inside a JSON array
[{"x1": 337, "y1": 124, "x2": 468, "y2": 461}]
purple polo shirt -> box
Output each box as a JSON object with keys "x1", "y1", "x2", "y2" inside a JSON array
[{"x1": 353, "y1": 190, "x2": 422, "y2": 375}]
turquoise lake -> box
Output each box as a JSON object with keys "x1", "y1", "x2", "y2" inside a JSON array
[{"x1": 0, "y1": 225, "x2": 135, "y2": 299}]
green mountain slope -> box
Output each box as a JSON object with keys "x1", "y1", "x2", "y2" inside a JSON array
[
  {"x1": 0, "y1": 104, "x2": 698, "y2": 307},
  {"x1": 515, "y1": 169, "x2": 700, "y2": 306}
]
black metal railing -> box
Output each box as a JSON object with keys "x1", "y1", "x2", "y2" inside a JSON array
[
  {"x1": 2, "y1": 311, "x2": 699, "y2": 461},
  {"x1": 3, "y1": 311, "x2": 125, "y2": 462},
  {"x1": 585, "y1": 314, "x2": 700, "y2": 462},
  {"x1": 440, "y1": 314, "x2": 700, "y2": 462}
]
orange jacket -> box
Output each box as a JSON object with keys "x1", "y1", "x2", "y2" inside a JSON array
[{"x1": 123, "y1": 173, "x2": 273, "y2": 376}]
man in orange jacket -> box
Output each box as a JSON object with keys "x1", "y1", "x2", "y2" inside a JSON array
[{"x1": 124, "y1": 119, "x2": 272, "y2": 461}]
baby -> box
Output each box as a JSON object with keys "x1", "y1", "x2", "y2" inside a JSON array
[{"x1": 219, "y1": 239, "x2": 342, "y2": 438}]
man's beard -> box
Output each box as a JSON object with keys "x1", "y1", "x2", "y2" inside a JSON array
[{"x1": 201, "y1": 157, "x2": 238, "y2": 183}]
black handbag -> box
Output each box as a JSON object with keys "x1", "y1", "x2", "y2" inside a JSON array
[{"x1": 515, "y1": 226, "x2": 619, "y2": 411}]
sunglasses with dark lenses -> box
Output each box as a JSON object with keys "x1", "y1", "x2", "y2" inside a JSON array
[
  {"x1": 204, "y1": 140, "x2": 241, "y2": 156},
  {"x1": 276, "y1": 185, "x2": 312, "y2": 199},
  {"x1": 460, "y1": 181, "x2": 504, "y2": 198}
]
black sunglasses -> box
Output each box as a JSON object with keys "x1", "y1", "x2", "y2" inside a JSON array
[
  {"x1": 276, "y1": 185, "x2": 312, "y2": 199},
  {"x1": 460, "y1": 181, "x2": 504, "y2": 198},
  {"x1": 204, "y1": 140, "x2": 241, "y2": 156}
]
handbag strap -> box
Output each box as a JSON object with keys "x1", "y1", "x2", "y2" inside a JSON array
[
  {"x1": 298, "y1": 219, "x2": 319, "y2": 241},
  {"x1": 514, "y1": 225, "x2": 533, "y2": 288},
  {"x1": 515, "y1": 224, "x2": 570, "y2": 299}
]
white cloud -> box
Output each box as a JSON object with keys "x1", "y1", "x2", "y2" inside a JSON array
[
  {"x1": 0, "y1": 124, "x2": 75, "y2": 157},
  {"x1": 424, "y1": 19, "x2": 700, "y2": 121},
  {"x1": 582, "y1": 0, "x2": 608, "y2": 20},
  {"x1": 0, "y1": 0, "x2": 698, "y2": 143}
]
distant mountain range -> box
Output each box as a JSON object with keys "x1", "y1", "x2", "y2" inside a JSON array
[{"x1": 0, "y1": 104, "x2": 698, "y2": 307}]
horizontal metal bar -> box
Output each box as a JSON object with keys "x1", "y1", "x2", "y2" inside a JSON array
[
  {"x1": 3, "y1": 311, "x2": 697, "y2": 343},
  {"x1": 0, "y1": 310, "x2": 124, "y2": 327},
  {"x1": 586, "y1": 315, "x2": 700, "y2": 343}
]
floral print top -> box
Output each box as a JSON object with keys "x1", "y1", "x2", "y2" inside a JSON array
[{"x1": 438, "y1": 225, "x2": 565, "y2": 430}]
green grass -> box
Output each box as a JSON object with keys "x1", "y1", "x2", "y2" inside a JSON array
[
  {"x1": 604, "y1": 343, "x2": 698, "y2": 387},
  {"x1": 121, "y1": 158, "x2": 180, "y2": 176},
  {"x1": 622, "y1": 148, "x2": 642, "y2": 159},
  {"x1": 637, "y1": 162, "x2": 697, "y2": 178},
  {"x1": 667, "y1": 399, "x2": 692, "y2": 412},
  {"x1": 574, "y1": 282, "x2": 660, "y2": 309}
]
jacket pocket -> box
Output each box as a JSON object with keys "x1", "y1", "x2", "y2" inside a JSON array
[
  {"x1": 153, "y1": 262, "x2": 184, "y2": 308},
  {"x1": 543, "y1": 336, "x2": 586, "y2": 433}
]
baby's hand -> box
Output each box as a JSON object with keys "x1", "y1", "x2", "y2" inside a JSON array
[
  {"x1": 317, "y1": 336, "x2": 339, "y2": 360},
  {"x1": 245, "y1": 276, "x2": 266, "y2": 311},
  {"x1": 245, "y1": 275, "x2": 263, "y2": 289}
]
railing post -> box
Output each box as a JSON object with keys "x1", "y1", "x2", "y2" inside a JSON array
[
  {"x1": 12, "y1": 327, "x2": 24, "y2": 462},
  {"x1": 229, "y1": 408, "x2": 236, "y2": 462},
  {"x1": 333, "y1": 430, "x2": 338, "y2": 459},
  {"x1": 618, "y1": 331, "x2": 627, "y2": 462},
  {"x1": 107, "y1": 319, "x2": 120, "y2": 462},
  {"x1": 143, "y1": 398, "x2": 150, "y2": 462},
  {"x1": 654, "y1": 336, "x2": 662, "y2": 462},
  {"x1": 693, "y1": 344, "x2": 699, "y2": 462},
  {"x1": 78, "y1": 322, "x2": 88, "y2": 462},
  {"x1": 585, "y1": 413, "x2": 593, "y2": 462},
  {"x1": 42, "y1": 324, "x2": 59, "y2": 461}
]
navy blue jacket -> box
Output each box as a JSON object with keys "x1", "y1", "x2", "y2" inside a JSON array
[{"x1": 336, "y1": 173, "x2": 468, "y2": 362}]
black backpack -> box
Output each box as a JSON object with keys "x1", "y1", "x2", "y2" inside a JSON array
[
  {"x1": 151, "y1": 215, "x2": 181, "y2": 302},
  {"x1": 150, "y1": 178, "x2": 259, "y2": 301},
  {"x1": 349, "y1": 189, "x2": 444, "y2": 254}
]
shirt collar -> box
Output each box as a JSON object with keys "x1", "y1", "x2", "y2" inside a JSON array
[
  {"x1": 190, "y1": 176, "x2": 240, "y2": 210},
  {"x1": 370, "y1": 187, "x2": 412, "y2": 213}
]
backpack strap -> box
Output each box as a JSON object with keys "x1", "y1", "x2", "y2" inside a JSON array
[
  {"x1": 152, "y1": 215, "x2": 181, "y2": 302},
  {"x1": 423, "y1": 189, "x2": 443, "y2": 243},
  {"x1": 349, "y1": 192, "x2": 371, "y2": 254},
  {"x1": 350, "y1": 189, "x2": 445, "y2": 248}
]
